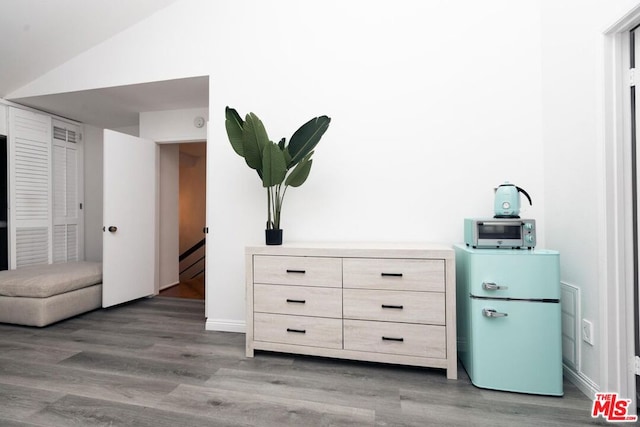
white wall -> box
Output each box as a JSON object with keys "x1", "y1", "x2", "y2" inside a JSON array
[
  {"x1": 205, "y1": 0, "x2": 545, "y2": 331},
  {"x1": 113, "y1": 125, "x2": 139, "y2": 137},
  {"x1": 140, "y1": 108, "x2": 207, "y2": 142},
  {"x1": 158, "y1": 144, "x2": 179, "y2": 289},
  {"x1": 541, "y1": 0, "x2": 640, "y2": 394},
  {"x1": 9, "y1": 0, "x2": 639, "y2": 395},
  {"x1": 83, "y1": 124, "x2": 103, "y2": 262}
]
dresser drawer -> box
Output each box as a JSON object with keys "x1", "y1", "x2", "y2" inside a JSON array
[
  {"x1": 343, "y1": 289, "x2": 445, "y2": 325},
  {"x1": 343, "y1": 258, "x2": 444, "y2": 291},
  {"x1": 253, "y1": 256, "x2": 342, "y2": 287},
  {"x1": 344, "y1": 319, "x2": 446, "y2": 358},
  {"x1": 254, "y1": 284, "x2": 342, "y2": 318},
  {"x1": 254, "y1": 313, "x2": 342, "y2": 349}
]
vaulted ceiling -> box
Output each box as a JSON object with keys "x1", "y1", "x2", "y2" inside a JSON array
[
  {"x1": 0, "y1": 0, "x2": 178, "y2": 97},
  {"x1": 0, "y1": 0, "x2": 208, "y2": 129}
]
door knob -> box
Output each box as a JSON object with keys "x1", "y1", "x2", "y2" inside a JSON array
[{"x1": 108, "y1": 226, "x2": 117, "y2": 233}]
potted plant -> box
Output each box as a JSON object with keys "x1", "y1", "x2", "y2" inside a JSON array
[{"x1": 225, "y1": 106, "x2": 331, "y2": 245}]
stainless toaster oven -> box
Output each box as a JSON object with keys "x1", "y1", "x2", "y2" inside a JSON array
[{"x1": 464, "y1": 218, "x2": 536, "y2": 249}]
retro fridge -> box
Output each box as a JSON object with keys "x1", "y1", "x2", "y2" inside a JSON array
[{"x1": 454, "y1": 244, "x2": 563, "y2": 396}]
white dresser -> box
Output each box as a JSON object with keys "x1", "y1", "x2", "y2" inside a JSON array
[{"x1": 245, "y1": 242, "x2": 457, "y2": 379}]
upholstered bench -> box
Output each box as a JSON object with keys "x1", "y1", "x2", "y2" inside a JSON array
[{"x1": 0, "y1": 261, "x2": 102, "y2": 327}]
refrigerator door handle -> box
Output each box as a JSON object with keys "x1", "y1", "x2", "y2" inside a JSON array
[
  {"x1": 482, "y1": 281, "x2": 509, "y2": 291},
  {"x1": 482, "y1": 308, "x2": 508, "y2": 318}
]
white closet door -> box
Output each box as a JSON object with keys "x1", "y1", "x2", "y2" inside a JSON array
[
  {"x1": 52, "y1": 120, "x2": 83, "y2": 263},
  {"x1": 8, "y1": 107, "x2": 52, "y2": 269}
]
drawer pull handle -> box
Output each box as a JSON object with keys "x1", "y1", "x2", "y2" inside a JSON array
[
  {"x1": 286, "y1": 299, "x2": 306, "y2": 304},
  {"x1": 381, "y1": 273, "x2": 403, "y2": 277},
  {"x1": 286, "y1": 328, "x2": 306, "y2": 334},
  {"x1": 286, "y1": 269, "x2": 306, "y2": 274},
  {"x1": 381, "y1": 304, "x2": 404, "y2": 309},
  {"x1": 382, "y1": 336, "x2": 404, "y2": 342}
]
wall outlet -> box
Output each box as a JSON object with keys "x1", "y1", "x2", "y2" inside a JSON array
[{"x1": 582, "y1": 319, "x2": 594, "y2": 346}]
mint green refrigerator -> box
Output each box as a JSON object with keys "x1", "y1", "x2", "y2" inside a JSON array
[{"x1": 454, "y1": 244, "x2": 563, "y2": 396}]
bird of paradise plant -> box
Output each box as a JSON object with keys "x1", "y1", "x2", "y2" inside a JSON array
[{"x1": 225, "y1": 106, "x2": 331, "y2": 242}]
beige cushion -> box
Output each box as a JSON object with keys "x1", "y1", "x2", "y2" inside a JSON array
[
  {"x1": 0, "y1": 284, "x2": 102, "y2": 327},
  {"x1": 0, "y1": 261, "x2": 102, "y2": 298}
]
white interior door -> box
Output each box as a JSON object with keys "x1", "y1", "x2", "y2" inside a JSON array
[{"x1": 102, "y1": 130, "x2": 158, "y2": 308}]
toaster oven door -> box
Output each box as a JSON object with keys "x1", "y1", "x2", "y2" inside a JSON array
[{"x1": 477, "y1": 221, "x2": 522, "y2": 241}]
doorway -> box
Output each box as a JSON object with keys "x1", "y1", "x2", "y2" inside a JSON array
[{"x1": 159, "y1": 142, "x2": 206, "y2": 300}]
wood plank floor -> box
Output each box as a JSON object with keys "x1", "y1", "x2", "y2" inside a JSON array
[
  {"x1": 159, "y1": 277, "x2": 205, "y2": 299},
  {"x1": 0, "y1": 297, "x2": 608, "y2": 426}
]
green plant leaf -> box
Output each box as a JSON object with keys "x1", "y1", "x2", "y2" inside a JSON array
[
  {"x1": 262, "y1": 142, "x2": 287, "y2": 188},
  {"x1": 288, "y1": 116, "x2": 331, "y2": 166},
  {"x1": 278, "y1": 137, "x2": 286, "y2": 150},
  {"x1": 284, "y1": 148, "x2": 292, "y2": 166},
  {"x1": 285, "y1": 153, "x2": 313, "y2": 187},
  {"x1": 243, "y1": 112, "x2": 269, "y2": 171},
  {"x1": 225, "y1": 107, "x2": 245, "y2": 157}
]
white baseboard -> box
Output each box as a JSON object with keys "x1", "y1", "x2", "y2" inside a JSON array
[
  {"x1": 564, "y1": 363, "x2": 598, "y2": 399},
  {"x1": 205, "y1": 318, "x2": 246, "y2": 333},
  {"x1": 159, "y1": 281, "x2": 180, "y2": 291}
]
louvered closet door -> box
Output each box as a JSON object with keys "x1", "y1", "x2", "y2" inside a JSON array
[
  {"x1": 52, "y1": 120, "x2": 82, "y2": 263},
  {"x1": 8, "y1": 108, "x2": 52, "y2": 268}
]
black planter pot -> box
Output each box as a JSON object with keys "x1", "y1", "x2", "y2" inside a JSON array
[{"x1": 265, "y1": 229, "x2": 283, "y2": 245}]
